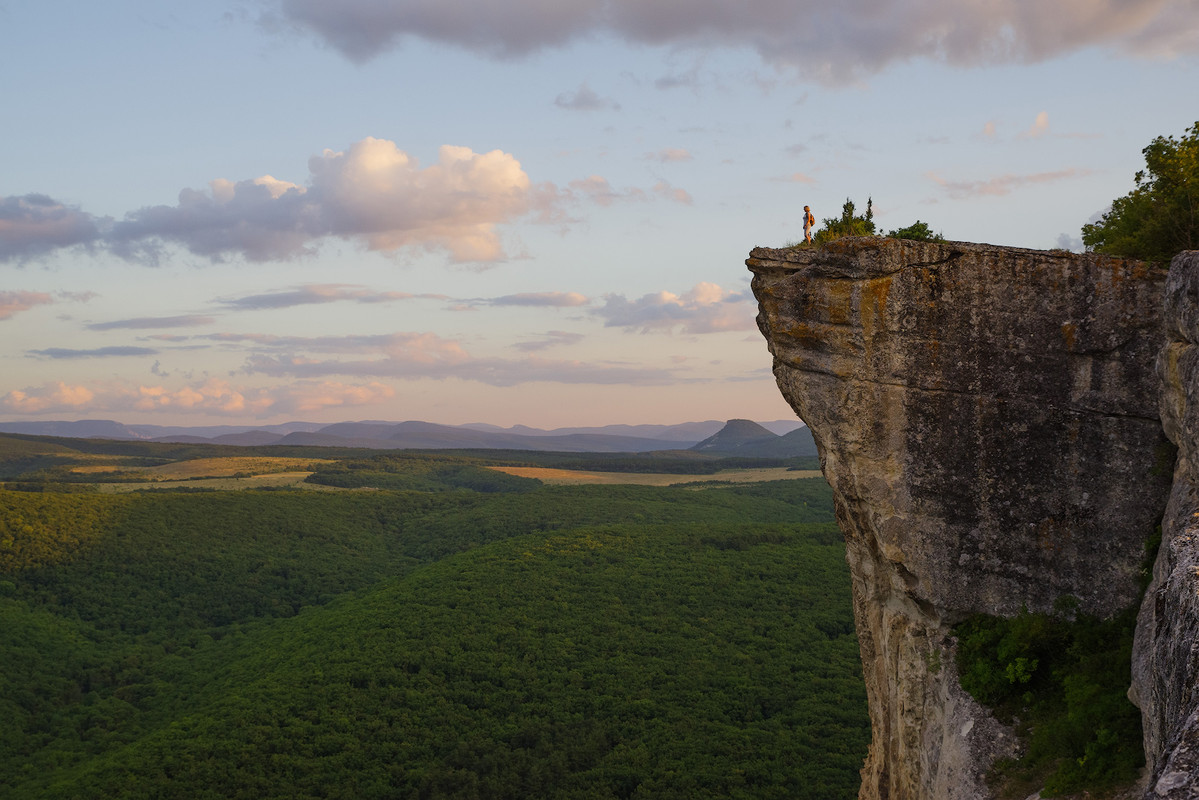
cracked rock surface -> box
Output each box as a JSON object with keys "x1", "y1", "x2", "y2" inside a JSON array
[{"x1": 748, "y1": 238, "x2": 1171, "y2": 799}]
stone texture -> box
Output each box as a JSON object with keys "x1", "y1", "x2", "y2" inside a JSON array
[
  {"x1": 748, "y1": 237, "x2": 1172, "y2": 799},
  {"x1": 1136, "y1": 251, "x2": 1199, "y2": 799}
]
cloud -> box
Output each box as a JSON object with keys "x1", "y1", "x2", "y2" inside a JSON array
[
  {"x1": 780, "y1": 172, "x2": 816, "y2": 184},
  {"x1": 511, "y1": 330, "x2": 586, "y2": 352},
  {"x1": 654, "y1": 67, "x2": 702, "y2": 90},
  {"x1": 594, "y1": 282, "x2": 756, "y2": 334},
  {"x1": 489, "y1": 292, "x2": 590, "y2": 307},
  {"x1": 0, "y1": 194, "x2": 105, "y2": 262},
  {"x1": 204, "y1": 329, "x2": 673, "y2": 386},
  {"x1": 982, "y1": 120, "x2": 997, "y2": 138},
  {"x1": 554, "y1": 82, "x2": 620, "y2": 111},
  {"x1": 28, "y1": 346, "x2": 159, "y2": 359},
  {"x1": 0, "y1": 290, "x2": 55, "y2": 320},
  {"x1": 268, "y1": 0, "x2": 1199, "y2": 81},
  {"x1": 1055, "y1": 232, "x2": 1083, "y2": 251},
  {"x1": 0, "y1": 381, "x2": 96, "y2": 413},
  {"x1": 927, "y1": 168, "x2": 1092, "y2": 200},
  {"x1": 3, "y1": 138, "x2": 553, "y2": 266},
  {"x1": 567, "y1": 175, "x2": 633, "y2": 207},
  {"x1": 652, "y1": 181, "x2": 693, "y2": 205},
  {"x1": 87, "y1": 315, "x2": 217, "y2": 330},
  {"x1": 0, "y1": 378, "x2": 395, "y2": 417},
  {"x1": 646, "y1": 148, "x2": 693, "y2": 163},
  {"x1": 1019, "y1": 110, "x2": 1050, "y2": 139},
  {"x1": 564, "y1": 175, "x2": 692, "y2": 207},
  {"x1": 218, "y1": 284, "x2": 444, "y2": 310}
]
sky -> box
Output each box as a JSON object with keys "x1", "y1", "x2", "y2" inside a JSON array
[{"x1": 2, "y1": 0, "x2": 1197, "y2": 428}]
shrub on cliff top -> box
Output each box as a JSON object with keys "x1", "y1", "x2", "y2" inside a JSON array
[
  {"x1": 886, "y1": 220, "x2": 945, "y2": 242},
  {"x1": 1081, "y1": 120, "x2": 1199, "y2": 264},
  {"x1": 812, "y1": 197, "x2": 877, "y2": 245}
]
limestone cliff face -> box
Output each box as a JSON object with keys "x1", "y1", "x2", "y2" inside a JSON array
[
  {"x1": 1136, "y1": 251, "x2": 1199, "y2": 799},
  {"x1": 748, "y1": 238, "x2": 1172, "y2": 799}
]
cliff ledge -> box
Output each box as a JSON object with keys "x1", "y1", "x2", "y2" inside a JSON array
[{"x1": 749, "y1": 237, "x2": 1172, "y2": 799}]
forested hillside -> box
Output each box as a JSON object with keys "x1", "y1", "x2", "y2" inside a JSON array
[{"x1": 0, "y1": 439, "x2": 867, "y2": 799}]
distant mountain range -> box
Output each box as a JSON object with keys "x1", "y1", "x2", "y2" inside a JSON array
[{"x1": 0, "y1": 417, "x2": 814, "y2": 456}]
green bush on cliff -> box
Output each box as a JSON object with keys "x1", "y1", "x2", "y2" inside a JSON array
[
  {"x1": 811, "y1": 198, "x2": 877, "y2": 245},
  {"x1": 886, "y1": 221, "x2": 945, "y2": 242},
  {"x1": 1081, "y1": 120, "x2": 1199, "y2": 264},
  {"x1": 954, "y1": 605, "x2": 1143, "y2": 796}
]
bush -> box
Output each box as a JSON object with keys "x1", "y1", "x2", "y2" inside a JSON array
[
  {"x1": 955, "y1": 606, "x2": 1143, "y2": 796},
  {"x1": 1081, "y1": 121, "x2": 1199, "y2": 263},
  {"x1": 886, "y1": 221, "x2": 944, "y2": 242},
  {"x1": 812, "y1": 198, "x2": 877, "y2": 245}
]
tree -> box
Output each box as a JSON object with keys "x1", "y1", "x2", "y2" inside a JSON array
[
  {"x1": 886, "y1": 221, "x2": 944, "y2": 242},
  {"x1": 1081, "y1": 121, "x2": 1199, "y2": 263},
  {"x1": 812, "y1": 197, "x2": 876, "y2": 245}
]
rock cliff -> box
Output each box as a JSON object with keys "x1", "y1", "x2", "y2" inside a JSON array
[
  {"x1": 747, "y1": 238, "x2": 1173, "y2": 799},
  {"x1": 1136, "y1": 251, "x2": 1199, "y2": 799}
]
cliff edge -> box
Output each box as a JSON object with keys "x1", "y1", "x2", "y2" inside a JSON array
[
  {"x1": 748, "y1": 238, "x2": 1172, "y2": 799},
  {"x1": 1136, "y1": 251, "x2": 1199, "y2": 799}
]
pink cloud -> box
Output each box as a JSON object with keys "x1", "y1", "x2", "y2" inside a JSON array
[
  {"x1": 0, "y1": 378, "x2": 395, "y2": 417},
  {"x1": 595, "y1": 282, "x2": 756, "y2": 334},
  {"x1": 926, "y1": 168, "x2": 1092, "y2": 199},
  {"x1": 0, "y1": 290, "x2": 55, "y2": 321}
]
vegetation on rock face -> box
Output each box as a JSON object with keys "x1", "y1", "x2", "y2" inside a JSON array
[
  {"x1": 0, "y1": 442, "x2": 870, "y2": 800},
  {"x1": 954, "y1": 605, "x2": 1143, "y2": 797},
  {"x1": 1082, "y1": 120, "x2": 1199, "y2": 264}
]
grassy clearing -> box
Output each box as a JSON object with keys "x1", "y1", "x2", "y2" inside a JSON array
[
  {"x1": 487, "y1": 465, "x2": 823, "y2": 486},
  {"x1": 90, "y1": 472, "x2": 348, "y2": 493}
]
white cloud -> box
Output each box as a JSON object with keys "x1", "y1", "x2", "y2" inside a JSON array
[
  {"x1": 594, "y1": 282, "x2": 756, "y2": 334},
  {"x1": 3, "y1": 138, "x2": 552, "y2": 266},
  {"x1": 268, "y1": 0, "x2": 1199, "y2": 82},
  {"x1": 0, "y1": 290, "x2": 55, "y2": 320}
]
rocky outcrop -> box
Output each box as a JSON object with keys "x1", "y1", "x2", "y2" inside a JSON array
[
  {"x1": 1136, "y1": 251, "x2": 1199, "y2": 799},
  {"x1": 748, "y1": 238, "x2": 1172, "y2": 799}
]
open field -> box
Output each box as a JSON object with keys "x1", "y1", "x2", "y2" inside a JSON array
[
  {"x1": 487, "y1": 465, "x2": 824, "y2": 485},
  {"x1": 90, "y1": 471, "x2": 337, "y2": 493}
]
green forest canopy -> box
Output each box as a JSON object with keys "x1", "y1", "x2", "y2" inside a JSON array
[{"x1": 1, "y1": 448, "x2": 867, "y2": 800}]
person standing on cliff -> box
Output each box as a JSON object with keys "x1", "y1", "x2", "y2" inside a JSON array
[{"x1": 803, "y1": 205, "x2": 815, "y2": 243}]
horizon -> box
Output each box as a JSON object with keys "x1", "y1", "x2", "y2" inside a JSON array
[
  {"x1": 0, "y1": 415, "x2": 807, "y2": 432},
  {"x1": 3, "y1": 2, "x2": 1196, "y2": 427}
]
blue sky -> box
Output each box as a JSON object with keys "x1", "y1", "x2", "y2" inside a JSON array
[{"x1": 2, "y1": 0, "x2": 1197, "y2": 427}]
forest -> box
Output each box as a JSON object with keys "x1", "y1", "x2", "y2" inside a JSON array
[{"x1": 0, "y1": 433, "x2": 867, "y2": 799}]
